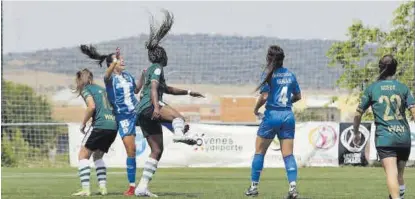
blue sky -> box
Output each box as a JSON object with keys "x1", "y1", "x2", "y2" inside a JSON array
[{"x1": 2, "y1": 1, "x2": 403, "y2": 53}]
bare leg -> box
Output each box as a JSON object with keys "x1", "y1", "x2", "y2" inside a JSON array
[{"x1": 382, "y1": 157, "x2": 399, "y2": 199}]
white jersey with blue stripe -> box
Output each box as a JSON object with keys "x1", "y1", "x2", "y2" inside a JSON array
[
  {"x1": 266, "y1": 67, "x2": 300, "y2": 110},
  {"x1": 104, "y1": 71, "x2": 139, "y2": 115}
]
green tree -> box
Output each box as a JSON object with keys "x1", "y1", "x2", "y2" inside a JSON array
[
  {"x1": 327, "y1": 1, "x2": 414, "y2": 93},
  {"x1": 1, "y1": 80, "x2": 57, "y2": 148},
  {"x1": 327, "y1": 2, "x2": 414, "y2": 120}
]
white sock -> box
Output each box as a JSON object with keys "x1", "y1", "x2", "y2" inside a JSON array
[
  {"x1": 400, "y1": 184, "x2": 405, "y2": 197},
  {"x1": 95, "y1": 159, "x2": 107, "y2": 188},
  {"x1": 138, "y1": 158, "x2": 159, "y2": 190},
  {"x1": 289, "y1": 181, "x2": 296, "y2": 191},
  {"x1": 78, "y1": 159, "x2": 90, "y2": 190},
  {"x1": 172, "y1": 118, "x2": 185, "y2": 135}
]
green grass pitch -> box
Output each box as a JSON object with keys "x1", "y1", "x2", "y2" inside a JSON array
[{"x1": 2, "y1": 167, "x2": 415, "y2": 199}]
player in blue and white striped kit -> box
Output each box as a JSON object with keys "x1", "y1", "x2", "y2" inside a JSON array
[
  {"x1": 80, "y1": 45, "x2": 139, "y2": 196},
  {"x1": 245, "y1": 45, "x2": 302, "y2": 199}
]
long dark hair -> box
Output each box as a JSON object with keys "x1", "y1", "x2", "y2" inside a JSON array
[
  {"x1": 145, "y1": 9, "x2": 174, "y2": 67},
  {"x1": 80, "y1": 44, "x2": 115, "y2": 68},
  {"x1": 255, "y1": 45, "x2": 285, "y2": 91},
  {"x1": 378, "y1": 54, "x2": 397, "y2": 80},
  {"x1": 74, "y1": 69, "x2": 93, "y2": 96}
]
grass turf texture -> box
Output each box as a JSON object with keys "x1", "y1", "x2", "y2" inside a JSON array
[{"x1": 2, "y1": 167, "x2": 415, "y2": 199}]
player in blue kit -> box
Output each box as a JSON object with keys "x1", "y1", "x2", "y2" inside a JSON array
[
  {"x1": 80, "y1": 45, "x2": 139, "y2": 196},
  {"x1": 245, "y1": 45, "x2": 302, "y2": 199}
]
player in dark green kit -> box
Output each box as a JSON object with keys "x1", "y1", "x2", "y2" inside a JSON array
[
  {"x1": 134, "y1": 10, "x2": 204, "y2": 197},
  {"x1": 353, "y1": 55, "x2": 415, "y2": 199},
  {"x1": 72, "y1": 69, "x2": 118, "y2": 197}
]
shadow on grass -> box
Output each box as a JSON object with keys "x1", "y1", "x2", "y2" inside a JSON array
[
  {"x1": 95, "y1": 192, "x2": 202, "y2": 198},
  {"x1": 155, "y1": 192, "x2": 202, "y2": 198}
]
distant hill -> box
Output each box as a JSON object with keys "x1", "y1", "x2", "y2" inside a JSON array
[{"x1": 3, "y1": 34, "x2": 343, "y2": 90}]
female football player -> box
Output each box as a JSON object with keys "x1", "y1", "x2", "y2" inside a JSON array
[
  {"x1": 72, "y1": 69, "x2": 117, "y2": 196},
  {"x1": 80, "y1": 46, "x2": 139, "y2": 196},
  {"x1": 246, "y1": 45, "x2": 302, "y2": 199},
  {"x1": 134, "y1": 10, "x2": 204, "y2": 197},
  {"x1": 353, "y1": 55, "x2": 415, "y2": 199}
]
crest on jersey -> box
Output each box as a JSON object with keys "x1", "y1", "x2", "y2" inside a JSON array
[{"x1": 154, "y1": 68, "x2": 161, "y2": 75}]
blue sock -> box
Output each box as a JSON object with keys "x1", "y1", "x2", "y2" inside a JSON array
[
  {"x1": 162, "y1": 123, "x2": 174, "y2": 133},
  {"x1": 250, "y1": 154, "x2": 265, "y2": 184},
  {"x1": 283, "y1": 154, "x2": 297, "y2": 184},
  {"x1": 126, "y1": 157, "x2": 136, "y2": 186}
]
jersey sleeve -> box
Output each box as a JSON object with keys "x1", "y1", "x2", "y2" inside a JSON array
[
  {"x1": 81, "y1": 88, "x2": 92, "y2": 101},
  {"x1": 357, "y1": 87, "x2": 372, "y2": 113},
  {"x1": 150, "y1": 67, "x2": 162, "y2": 82},
  {"x1": 405, "y1": 87, "x2": 415, "y2": 109},
  {"x1": 292, "y1": 75, "x2": 301, "y2": 94}
]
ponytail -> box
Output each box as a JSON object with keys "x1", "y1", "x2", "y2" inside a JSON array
[
  {"x1": 145, "y1": 9, "x2": 174, "y2": 50},
  {"x1": 255, "y1": 45, "x2": 285, "y2": 92},
  {"x1": 255, "y1": 65, "x2": 277, "y2": 92},
  {"x1": 80, "y1": 44, "x2": 113, "y2": 68},
  {"x1": 145, "y1": 9, "x2": 174, "y2": 66}
]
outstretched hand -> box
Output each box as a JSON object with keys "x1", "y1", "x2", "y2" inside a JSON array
[
  {"x1": 115, "y1": 47, "x2": 120, "y2": 58},
  {"x1": 190, "y1": 91, "x2": 205, "y2": 98}
]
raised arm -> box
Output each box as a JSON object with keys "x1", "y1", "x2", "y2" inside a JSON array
[
  {"x1": 104, "y1": 48, "x2": 121, "y2": 82},
  {"x1": 135, "y1": 70, "x2": 145, "y2": 94},
  {"x1": 104, "y1": 61, "x2": 118, "y2": 82}
]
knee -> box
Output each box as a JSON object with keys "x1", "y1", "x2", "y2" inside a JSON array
[
  {"x1": 126, "y1": 145, "x2": 136, "y2": 157},
  {"x1": 92, "y1": 151, "x2": 104, "y2": 161},
  {"x1": 78, "y1": 147, "x2": 91, "y2": 160},
  {"x1": 281, "y1": 151, "x2": 292, "y2": 158},
  {"x1": 151, "y1": 146, "x2": 164, "y2": 159},
  {"x1": 173, "y1": 116, "x2": 185, "y2": 123},
  {"x1": 281, "y1": 145, "x2": 294, "y2": 157},
  {"x1": 255, "y1": 148, "x2": 266, "y2": 155}
]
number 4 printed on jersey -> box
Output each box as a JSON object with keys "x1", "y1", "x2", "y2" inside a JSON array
[{"x1": 278, "y1": 86, "x2": 288, "y2": 106}]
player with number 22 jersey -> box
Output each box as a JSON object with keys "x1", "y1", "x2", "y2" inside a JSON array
[{"x1": 353, "y1": 55, "x2": 415, "y2": 199}]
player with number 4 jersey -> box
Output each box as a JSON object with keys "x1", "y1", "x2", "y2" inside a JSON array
[
  {"x1": 246, "y1": 46, "x2": 301, "y2": 199},
  {"x1": 353, "y1": 55, "x2": 415, "y2": 199}
]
